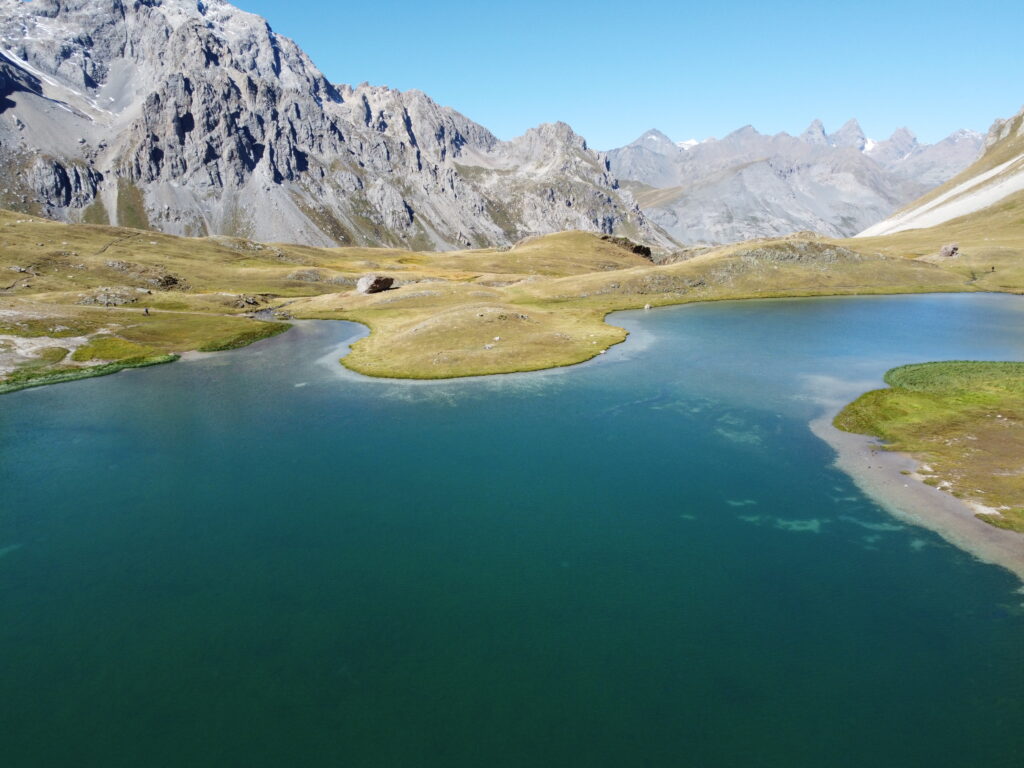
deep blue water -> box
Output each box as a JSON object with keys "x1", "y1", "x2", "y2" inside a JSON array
[{"x1": 1, "y1": 293, "x2": 1023, "y2": 767}]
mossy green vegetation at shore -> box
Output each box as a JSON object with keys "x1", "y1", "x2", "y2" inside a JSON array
[
  {"x1": 196, "y1": 321, "x2": 291, "y2": 352},
  {"x1": 0, "y1": 354, "x2": 179, "y2": 395},
  {"x1": 835, "y1": 362, "x2": 1024, "y2": 531}
]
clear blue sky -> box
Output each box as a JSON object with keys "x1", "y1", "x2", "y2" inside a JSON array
[{"x1": 239, "y1": 0, "x2": 1023, "y2": 149}]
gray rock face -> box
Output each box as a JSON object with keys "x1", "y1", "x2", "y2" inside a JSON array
[
  {"x1": 0, "y1": 0, "x2": 671, "y2": 250},
  {"x1": 985, "y1": 105, "x2": 1024, "y2": 148},
  {"x1": 0, "y1": 50, "x2": 39, "y2": 103},
  {"x1": 867, "y1": 128, "x2": 987, "y2": 188},
  {"x1": 799, "y1": 119, "x2": 829, "y2": 146},
  {"x1": 830, "y1": 118, "x2": 868, "y2": 151},
  {"x1": 356, "y1": 275, "x2": 394, "y2": 294},
  {"x1": 608, "y1": 119, "x2": 984, "y2": 244}
]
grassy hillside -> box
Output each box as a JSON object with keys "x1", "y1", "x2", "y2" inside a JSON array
[
  {"x1": 290, "y1": 235, "x2": 973, "y2": 378},
  {"x1": 1, "y1": 192, "x2": 1022, "y2": 388},
  {"x1": 854, "y1": 188, "x2": 1024, "y2": 289},
  {"x1": 835, "y1": 362, "x2": 1024, "y2": 532}
]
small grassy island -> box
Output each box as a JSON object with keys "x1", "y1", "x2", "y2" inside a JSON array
[{"x1": 835, "y1": 362, "x2": 1024, "y2": 532}]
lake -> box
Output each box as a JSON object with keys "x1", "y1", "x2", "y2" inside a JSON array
[{"x1": 2, "y1": 293, "x2": 1023, "y2": 767}]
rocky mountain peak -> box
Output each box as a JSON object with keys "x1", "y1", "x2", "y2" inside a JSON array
[
  {"x1": 858, "y1": 127, "x2": 918, "y2": 166},
  {"x1": 986, "y1": 104, "x2": 1024, "y2": 148},
  {"x1": 727, "y1": 125, "x2": 758, "y2": 138},
  {"x1": 607, "y1": 114, "x2": 984, "y2": 244},
  {"x1": 946, "y1": 128, "x2": 983, "y2": 142},
  {"x1": 0, "y1": 0, "x2": 671, "y2": 249},
  {"x1": 800, "y1": 119, "x2": 829, "y2": 145},
  {"x1": 888, "y1": 126, "x2": 918, "y2": 146},
  {"x1": 635, "y1": 128, "x2": 677, "y2": 151},
  {"x1": 0, "y1": 0, "x2": 336, "y2": 101},
  {"x1": 521, "y1": 121, "x2": 589, "y2": 150},
  {"x1": 829, "y1": 118, "x2": 866, "y2": 150}
]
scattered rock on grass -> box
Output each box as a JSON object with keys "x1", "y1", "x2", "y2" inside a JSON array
[{"x1": 356, "y1": 275, "x2": 394, "y2": 294}]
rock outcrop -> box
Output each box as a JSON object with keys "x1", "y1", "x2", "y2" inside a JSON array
[
  {"x1": 356, "y1": 275, "x2": 394, "y2": 294},
  {"x1": 0, "y1": 0, "x2": 671, "y2": 250}
]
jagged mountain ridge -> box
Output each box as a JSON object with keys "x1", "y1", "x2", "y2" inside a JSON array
[
  {"x1": 0, "y1": 0, "x2": 670, "y2": 249},
  {"x1": 858, "y1": 106, "x2": 1024, "y2": 237},
  {"x1": 608, "y1": 119, "x2": 984, "y2": 244}
]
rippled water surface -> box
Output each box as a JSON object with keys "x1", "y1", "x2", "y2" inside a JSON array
[{"x1": 2, "y1": 294, "x2": 1024, "y2": 767}]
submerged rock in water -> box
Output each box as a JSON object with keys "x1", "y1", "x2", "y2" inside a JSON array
[{"x1": 356, "y1": 275, "x2": 394, "y2": 294}]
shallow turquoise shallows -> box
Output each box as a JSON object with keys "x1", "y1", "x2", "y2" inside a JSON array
[{"x1": 2, "y1": 294, "x2": 1024, "y2": 767}]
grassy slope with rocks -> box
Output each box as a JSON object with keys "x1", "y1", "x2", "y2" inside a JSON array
[
  {"x1": 294, "y1": 234, "x2": 977, "y2": 379},
  {"x1": 1, "y1": 198, "x2": 1021, "y2": 387}
]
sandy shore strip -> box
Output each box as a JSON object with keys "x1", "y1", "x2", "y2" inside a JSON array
[{"x1": 810, "y1": 413, "x2": 1024, "y2": 584}]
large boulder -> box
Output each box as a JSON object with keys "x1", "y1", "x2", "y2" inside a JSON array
[{"x1": 356, "y1": 275, "x2": 394, "y2": 294}]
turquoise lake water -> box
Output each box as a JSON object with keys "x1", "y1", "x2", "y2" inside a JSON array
[{"x1": 2, "y1": 293, "x2": 1024, "y2": 766}]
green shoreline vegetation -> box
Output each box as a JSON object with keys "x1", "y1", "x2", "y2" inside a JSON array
[
  {"x1": 0, "y1": 354, "x2": 180, "y2": 395},
  {"x1": 196, "y1": 322, "x2": 292, "y2": 352},
  {"x1": 835, "y1": 362, "x2": 1024, "y2": 532}
]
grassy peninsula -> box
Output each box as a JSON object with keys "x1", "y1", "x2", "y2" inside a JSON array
[
  {"x1": 835, "y1": 362, "x2": 1024, "y2": 532},
  {"x1": 2, "y1": 191, "x2": 1024, "y2": 387}
]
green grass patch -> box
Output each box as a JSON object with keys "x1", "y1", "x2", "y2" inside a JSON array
[
  {"x1": 23, "y1": 346, "x2": 70, "y2": 366},
  {"x1": 836, "y1": 361, "x2": 1024, "y2": 532},
  {"x1": 884, "y1": 361, "x2": 1024, "y2": 395},
  {"x1": 82, "y1": 196, "x2": 109, "y2": 225},
  {"x1": 112, "y1": 314, "x2": 286, "y2": 353},
  {"x1": 145, "y1": 300, "x2": 191, "y2": 311},
  {"x1": 196, "y1": 321, "x2": 291, "y2": 352},
  {"x1": 115, "y1": 179, "x2": 150, "y2": 230},
  {"x1": 71, "y1": 336, "x2": 160, "y2": 362},
  {"x1": 983, "y1": 511, "x2": 1024, "y2": 532},
  {"x1": 0, "y1": 355, "x2": 179, "y2": 395}
]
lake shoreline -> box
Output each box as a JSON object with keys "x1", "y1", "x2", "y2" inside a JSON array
[{"x1": 810, "y1": 412, "x2": 1024, "y2": 585}]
